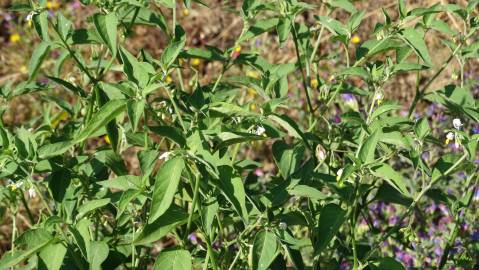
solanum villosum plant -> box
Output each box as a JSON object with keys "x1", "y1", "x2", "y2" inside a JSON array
[{"x1": 0, "y1": 0, "x2": 478, "y2": 269}]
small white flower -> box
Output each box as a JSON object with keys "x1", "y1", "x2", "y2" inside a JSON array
[
  {"x1": 158, "y1": 152, "x2": 170, "y2": 161},
  {"x1": 452, "y1": 118, "x2": 463, "y2": 130},
  {"x1": 255, "y1": 125, "x2": 266, "y2": 136},
  {"x1": 336, "y1": 168, "x2": 343, "y2": 180},
  {"x1": 279, "y1": 222, "x2": 287, "y2": 230},
  {"x1": 28, "y1": 187, "x2": 36, "y2": 198},
  {"x1": 446, "y1": 132, "x2": 454, "y2": 141},
  {"x1": 316, "y1": 145, "x2": 327, "y2": 161},
  {"x1": 26, "y1": 11, "x2": 36, "y2": 22}
]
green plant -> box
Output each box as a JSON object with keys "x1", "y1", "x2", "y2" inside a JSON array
[{"x1": 0, "y1": 0, "x2": 478, "y2": 269}]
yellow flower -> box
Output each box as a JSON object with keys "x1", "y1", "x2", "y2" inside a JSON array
[
  {"x1": 191, "y1": 58, "x2": 201, "y2": 66},
  {"x1": 310, "y1": 79, "x2": 319, "y2": 89},
  {"x1": 9, "y1": 33, "x2": 20, "y2": 43},
  {"x1": 165, "y1": 75, "x2": 173, "y2": 83},
  {"x1": 10, "y1": 184, "x2": 17, "y2": 191},
  {"x1": 250, "y1": 103, "x2": 257, "y2": 111},
  {"x1": 351, "y1": 35, "x2": 361, "y2": 44},
  {"x1": 20, "y1": 65, "x2": 28, "y2": 74},
  {"x1": 182, "y1": 9, "x2": 190, "y2": 16},
  {"x1": 46, "y1": 1, "x2": 60, "y2": 9},
  {"x1": 246, "y1": 70, "x2": 260, "y2": 79},
  {"x1": 247, "y1": 88, "x2": 256, "y2": 97},
  {"x1": 105, "y1": 135, "x2": 111, "y2": 144},
  {"x1": 234, "y1": 46, "x2": 241, "y2": 53},
  {"x1": 50, "y1": 111, "x2": 69, "y2": 128}
]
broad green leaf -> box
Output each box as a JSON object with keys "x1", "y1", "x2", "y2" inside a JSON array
[
  {"x1": 239, "y1": 18, "x2": 280, "y2": 42},
  {"x1": 153, "y1": 249, "x2": 192, "y2": 270},
  {"x1": 330, "y1": 0, "x2": 356, "y2": 13},
  {"x1": 160, "y1": 25, "x2": 186, "y2": 71},
  {"x1": 373, "y1": 257, "x2": 406, "y2": 270},
  {"x1": 29, "y1": 41, "x2": 51, "y2": 80},
  {"x1": 33, "y1": 11, "x2": 50, "y2": 41},
  {"x1": 75, "y1": 99, "x2": 126, "y2": 143},
  {"x1": 414, "y1": 117, "x2": 430, "y2": 140},
  {"x1": 47, "y1": 76, "x2": 87, "y2": 97},
  {"x1": 272, "y1": 140, "x2": 303, "y2": 179},
  {"x1": 38, "y1": 140, "x2": 74, "y2": 159},
  {"x1": 315, "y1": 16, "x2": 348, "y2": 36},
  {"x1": 201, "y1": 199, "x2": 219, "y2": 236},
  {"x1": 277, "y1": 16, "x2": 292, "y2": 46},
  {"x1": 155, "y1": 0, "x2": 175, "y2": 8},
  {"x1": 371, "y1": 102, "x2": 402, "y2": 119},
  {"x1": 348, "y1": 10, "x2": 365, "y2": 32},
  {"x1": 39, "y1": 243, "x2": 67, "y2": 270},
  {"x1": 356, "y1": 38, "x2": 403, "y2": 60},
  {"x1": 119, "y1": 47, "x2": 150, "y2": 88},
  {"x1": 371, "y1": 163, "x2": 410, "y2": 196},
  {"x1": 134, "y1": 205, "x2": 189, "y2": 245},
  {"x1": 149, "y1": 157, "x2": 185, "y2": 223},
  {"x1": 398, "y1": 0, "x2": 407, "y2": 19},
  {"x1": 401, "y1": 28, "x2": 432, "y2": 66},
  {"x1": 214, "y1": 166, "x2": 249, "y2": 223},
  {"x1": 0, "y1": 229, "x2": 54, "y2": 269},
  {"x1": 288, "y1": 185, "x2": 327, "y2": 201},
  {"x1": 127, "y1": 99, "x2": 145, "y2": 132},
  {"x1": 93, "y1": 12, "x2": 118, "y2": 56},
  {"x1": 314, "y1": 204, "x2": 346, "y2": 254},
  {"x1": 392, "y1": 63, "x2": 429, "y2": 73},
  {"x1": 252, "y1": 230, "x2": 278, "y2": 270},
  {"x1": 216, "y1": 131, "x2": 265, "y2": 149},
  {"x1": 179, "y1": 47, "x2": 226, "y2": 61},
  {"x1": 88, "y1": 241, "x2": 109, "y2": 270},
  {"x1": 340, "y1": 67, "x2": 370, "y2": 80},
  {"x1": 77, "y1": 198, "x2": 111, "y2": 220},
  {"x1": 358, "y1": 129, "x2": 381, "y2": 164},
  {"x1": 97, "y1": 175, "x2": 142, "y2": 190},
  {"x1": 149, "y1": 126, "x2": 186, "y2": 147}
]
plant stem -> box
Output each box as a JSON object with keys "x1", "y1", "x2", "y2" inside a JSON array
[
  {"x1": 360, "y1": 153, "x2": 468, "y2": 267},
  {"x1": 20, "y1": 193, "x2": 35, "y2": 224},
  {"x1": 437, "y1": 173, "x2": 478, "y2": 269},
  {"x1": 291, "y1": 23, "x2": 314, "y2": 115},
  {"x1": 186, "y1": 171, "x2": 201, "y2": 233}
]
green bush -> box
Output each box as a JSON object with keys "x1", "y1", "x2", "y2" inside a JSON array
[{"x1": 0, "y1": 0, "x2": 478, "y2": 269}]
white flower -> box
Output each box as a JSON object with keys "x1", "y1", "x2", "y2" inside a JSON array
[
  {"x1": 445, "y1": 132, "x2": 454, "y2": 145},
  {"x1": 336, "y1": 168, "x2": 343, "y2": 181},
  {"x1": 8, "y1": 181, "x2": 23, "y2": 191},
  {"x1": 255, "y1": 125, "x2": 266, "y2": 136},
  {"x1": 279, "y1": 222, "x2": 287, "y2": 230},
  {"x1": 452, "y1": 118, "x2": 463, "y2": 130},
  {"x1": 316, "y1": 145, "x2": 327, "y2": 161},
  {"x1": 158, "y1": 152, "x2": 170, "y2": 161},
  {"x1": 28, "y1": 187, "x2": 36, "y2": 198}
]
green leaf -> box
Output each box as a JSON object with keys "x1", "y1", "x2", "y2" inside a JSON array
[
  {"x1": 315, "y1": 16, "x2": 348, "y2": 36},
  {"x1": 39, "y1": 243, "x2": 67, "y2": 270},
  {"x1": 149, "y1": 126, "x2": 186, "y2": 147},
  {"x1": 277, "y1": 16, "x2": 292, "y2": 46},
  {"x1": 47, "y1": 76, "x2": 87, "y2": 98},
  {"x1": 252, "y1": 230, "x2": 278, "y2": 270},
  {"x1": 401, "y1": 28, "x2": 432, "y2": 66},
  {"x1": 272, "y1": 140, "x2": 303, "y2": 179},
  {"x1": 373, "y1": 257, "x2": 406, "y2": 270},
  {"x1": 371, "y1": 163, "x2": 410, "y2": 196},
  {"x1": 38, "y1": 140, "x2": 74, "y2": 159},
  {"x1": 93, "y1": 12, "x2": 118, "y2": 57},
  {"x1": 160, "y1": 25, "x2": 186, "y2": 71},
  {"x1": 127, "y1": 99, "x2": 145, "y2": 132},
  {"x1": 414, "y1": 117, "x2": 430, "y2": 140},
  {"x1": 155, "y1": 0, "x2": 175, "y2": 8},
  {"x1": 88, "y1": 241, "x2": 109, "y2": 270},
  {"x1": 214, "y1": 166, "x2": 249, "y2": 223},
  {"x1": 29, "y1": 41, "x2": 51, "y2": 80},
  {"x1": 0, "y1": 229, "x2": 54, "y2": 269},
  {"x1": 314, "y1": 204, "x2": 346, "y2": 254},
  {"x1": 330, "y1": 0, "x2": 356, "y2": 13},
  {"x1": 358, "y1": 129, "x2": 381, "y2": 164},
  {"x1": 239, "y1": 18, "x2": 280, "y2": 42},
  {"x1": 356, "y1": 38, "x2": 403, "y2": 60},
  {"x1": 33, "y1": 11, "x2": 50, "y2": 41},
  {"x1": 340, "y1": 67, "x2": 370, "y2": 80},
  {"x1": 134, "y1": 205, "x2": 189, "y2": 245},
  {"x1": 288, "y1": 185, "x2": 327, "y2": 201},
  {"x1": 119, "y1": 47, "x2": 150, "y2": 88},
  {"x1": 77, "y1": 198, "x2": 111, "y2": 220},
  {"x1": 348, "y1": 10, "x2": 366, "y2": 32},
  {"x1": 149, "y1": 157, "x2": 185, "y2": 223},
  {"x1": 97, "y1": 175, "x2": 141, "y2": 190},
  {"x1": 75, "y1": 99, "x2": 126, "y2": 143},
  {"x1": 392, "y1": 62, "x2": 429, "y2": 73},
  {"x1": 153, "y1": 249, "x2": 192, "y2": 270},
  {"x1": 371, "y1": 102, "x2": 402, "y2": 119},
  {"x1": 398, "y1": 0, "x2": 407, "y2": 19}
]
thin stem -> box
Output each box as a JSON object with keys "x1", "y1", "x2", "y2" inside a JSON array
[
  {"x1": 291, "y1": 23, "x2": 314, "y2": 115},
  {"x1": 186, "y1": 171, "x2": 201, "y2": 233},
  {"x1": 360, "y1": 153, "x2": 468, "y2": 266},
  {"x1": 20, "y1": 193, "x2": 35, "y2": 224}
]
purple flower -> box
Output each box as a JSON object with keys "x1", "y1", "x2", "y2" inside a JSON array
[
  {"x1": 341, "y1": 93, "x2": 355, "y2": 102},
  {"x1": 339, "y1": 260, "x2": 350, "y2": 270},
  {"x1": 471, "y1": 230, "x2": 479, "y2": 241},
  {"x1": 188, "y1": 233, "x2": 199, "y2": 245}
]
